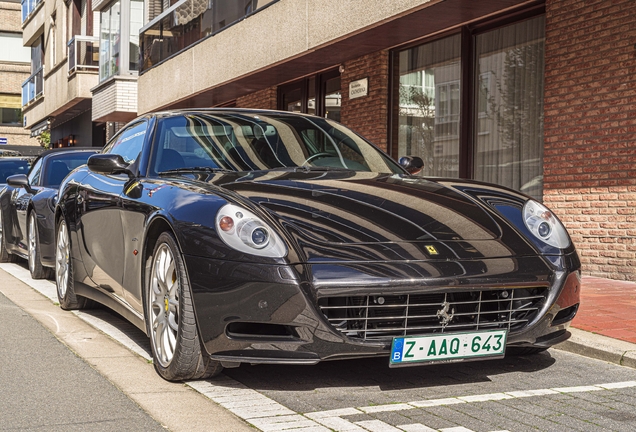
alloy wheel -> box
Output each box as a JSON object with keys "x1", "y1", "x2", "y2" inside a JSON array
[
  {"x1": 56, "y1": 221, "x2": 70, "y2": 297},
  {"x1": 28, "y1": 214, "x2": 37, "y2": 274},
  {"x1": 149, "y1": 243, "x2": 179, "y2": 367}
]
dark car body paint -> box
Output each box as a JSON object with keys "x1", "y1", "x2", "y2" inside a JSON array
[
  {"x1": 1, "y1": 150, "x2": 97, "y2": 267},
  {"x1": 55, "y1": 110, "x2": 581, "y2": 365}
]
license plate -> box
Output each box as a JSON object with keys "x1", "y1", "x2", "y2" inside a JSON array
[{"x1": 390, "y1": 329, "x2": 508, "y2": 366}]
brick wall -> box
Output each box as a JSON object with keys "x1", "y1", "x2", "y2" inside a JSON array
[
  {"x1": 236, "y1": 87, "x2": 277, "y2": 110},
  {"x1": 340, "y1": 50, "x2": 390, "y2": 152},
  {"x1": 0, "y1": 63, "x2": 31, "y2": 93},
  {"x1": 0, "y1": 1, "x2": 21, "y2": 32},
  {"x1": 543, "y1": 0, "x2": 636, "y2": 280}
]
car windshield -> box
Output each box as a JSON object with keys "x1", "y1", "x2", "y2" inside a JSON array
[
  {"x1": 150, "y1": 112, "x2": 403, "y2": 175},
  {"x1": 44, "y1": 153, "x2": 96, "y2": 187},
  {"x1": 0, "y1": 160, "x2": 30, "y2": 183}
]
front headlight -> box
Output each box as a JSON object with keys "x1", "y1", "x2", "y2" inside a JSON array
[
  {"x1": 215, "y1": 203, "x2": 287, "y2": 258},
  {"x1": 523, "y1": 200, "x2": 571, "y2": 249}
]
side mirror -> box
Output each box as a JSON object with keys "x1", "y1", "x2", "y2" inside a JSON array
[
  {"x1": 6, "y1": 174, "x2": 34, "y2": 193},
  {"x1": 88, "y1": 154, "x2": 133, "y2": 178},
  {"x1": 398, "y1": 156, "x2": 424, "y2": 175}
]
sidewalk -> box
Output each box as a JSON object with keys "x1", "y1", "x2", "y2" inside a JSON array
[{"x1": 557, "y1": 275, "x2": 636, "y2": 368}]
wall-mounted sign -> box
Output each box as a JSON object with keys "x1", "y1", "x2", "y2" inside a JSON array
[
  {"x1": 349, "y1": 78, "x2": 369, "y2": 100},
  {"x1": 0, "y1": 138, "x2": 7, "y2": 145}
]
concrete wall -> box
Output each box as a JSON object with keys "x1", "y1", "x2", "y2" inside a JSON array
[
  {"x1": 138, "y1": 0, "x2": 435, "y2": 114},
  {"x1": 543, "y1": 0, "x2": 636, "y2": 280}
]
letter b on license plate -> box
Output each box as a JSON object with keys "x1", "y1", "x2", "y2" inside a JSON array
[{"x1": 390, "y1": 329, "x2": 507, "y2": 366}]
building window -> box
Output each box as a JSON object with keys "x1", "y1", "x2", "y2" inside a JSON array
[
  {"x1": 279, "y1": 70, "x2": 341, "y2": 122},
  {"x1": 474, "y1": 15, "x2": 545, "y2": 200},
  {"x1": 100, "y1": 1, "x2": 121, "y2": 81},
  {"x1": 396, "y1": 34, "x2": 461, "y2": 178},
  {"x1": 129, "y1": 0, "x2": 144, "y2": 71},
  {"x1": 0, "y1": 32, "x2": 31, "y2": 63},
  {"x1": 393, "y1": 13, "x2": 545, "y2": 200},
  {"x1": 0, "y1": 94, "x2": 23, "y2": 126}
]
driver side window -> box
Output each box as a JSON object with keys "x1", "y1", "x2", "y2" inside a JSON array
[
  {"x1": 105, "y1": 121, "x2": 148, "y2": 164},
  {"x1": 27, "y1": 158, "x2": 43, "y2": 186}
]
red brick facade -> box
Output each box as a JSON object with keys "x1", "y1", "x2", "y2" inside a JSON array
[
  {"x1": 543, "y1": 0, "x2": 636, "y2": 280},
  {"x1": 340, "y1": 50, "x2": 390, "y2": 152},
  {"x1": 236, "y1": 87, "x2": 277, "y2": 110}
]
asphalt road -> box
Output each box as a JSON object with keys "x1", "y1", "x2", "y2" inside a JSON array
[
  {"x1": 0, "y1": 290, "x2": 165, "y2": 431},
  {"x1": 2, "y1": 261, "x2": 636, "y2": 432}
]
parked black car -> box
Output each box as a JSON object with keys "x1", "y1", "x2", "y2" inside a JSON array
[
  {"x1": 0, "y1": 148, "x2": 98, "y2": 278},
  {"x1": 54, "y1": 109, "x2": 581, "y2": 381}
]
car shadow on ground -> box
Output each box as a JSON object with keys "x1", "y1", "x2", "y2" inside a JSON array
[{"x1": 222, "y1": 349, "x2": 557, "y2": 392}]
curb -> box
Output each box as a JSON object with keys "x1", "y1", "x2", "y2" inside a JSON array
[{"x1": 554, "y1": 327, "x2": 636, "y2": 369}]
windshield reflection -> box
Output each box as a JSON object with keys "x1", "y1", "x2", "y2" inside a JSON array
[{"x1": 150, "y1": 112, "x2": 403, "y2": 175}]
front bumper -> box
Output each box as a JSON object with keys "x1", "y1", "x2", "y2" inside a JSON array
[{"x1": 186, "y1": 252, "x2": 581, "y2": 365}]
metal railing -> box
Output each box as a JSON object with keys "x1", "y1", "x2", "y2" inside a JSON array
[
  {"x1": 21, "y1": 66, "x2": 43, "y2": 106},
  {"x1": 21, "y1": 0, "x2": 43, "y2": 23},
  {"x1": 68, "y1": 36, "x2": 100, "y2": 74},
  {"x1": 139, "y1": 0, "x2": 278, "y2": 73}
]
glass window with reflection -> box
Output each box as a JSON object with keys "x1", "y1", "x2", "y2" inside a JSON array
[
  {"x1": 397, "y1": 34, "x2": 461, "y2": 178},
  {"x1": 474, "y1": 16, "x2": 545, "y2": 200},
  {"x1": 100, "y1": 1, "x2": 121, "y2": 81}
]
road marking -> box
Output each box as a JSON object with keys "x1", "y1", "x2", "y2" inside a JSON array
[{"x1": 3, "y1": 262, "x2": 636, "y2": 432}]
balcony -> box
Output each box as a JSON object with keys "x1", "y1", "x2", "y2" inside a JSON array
[
  {"x1": 21, "y1": 66, "x2": 43, "y2": 106},
  {"x1": 21, "y1": 0, "x2": 43, "y2": 23},
  {"x1": 68, "y1": 36, "x2": 100, "y2": 75},
  {"x1": 140, "y1": 0, "x2": 277, "y2": 72}
]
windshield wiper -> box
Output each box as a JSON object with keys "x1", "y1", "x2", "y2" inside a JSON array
[{"x1": 158, "y1": 167, "x2": 235, "y2": 175}]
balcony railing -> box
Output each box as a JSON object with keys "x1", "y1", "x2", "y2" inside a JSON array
[
  {"x1": 68, "y1": 36, "x2": 100, "y2": 74},
  {"x1": 21, "y1": 0, "x2": 43, "y2": 23},
  {"x1": 140, "y1": 0, "x2": 278, "y2": 73},
  {"x1": 22, "y1": 66, "x2": 43, "y2": 106}
]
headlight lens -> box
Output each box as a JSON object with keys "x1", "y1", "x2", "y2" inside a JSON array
[
  {"x1": 215, "y1": 204, "x2": 287, "y2": 257},
  {"x1": 523, "y1": 200, "x2": 571, "y2": 249}
]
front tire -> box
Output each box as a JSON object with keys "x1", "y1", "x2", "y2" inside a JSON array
[
  {"x1": 28, "y1": 212, "x2": 50, "y2": 279},
  {"x1": 56, "y1": 218, "x2": 90, "y2": 309},
  {"x1": 146, "y1": 231, "x2": 222, "y2": 381}
]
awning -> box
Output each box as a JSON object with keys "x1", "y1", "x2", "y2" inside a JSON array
[{"x1": 29, "y1": 118, "x2": 50, "y2": 137}]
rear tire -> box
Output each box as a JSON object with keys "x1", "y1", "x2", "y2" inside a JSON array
[
  {"x1": 146, "y1": 231, "x2": 222, "y2": 381},
  {"x1": 28, "y1": 212, "x2": 49, "y2": 279},
  {"x1": 56, "y1": 218, "x2": 91, "y2": 310}
]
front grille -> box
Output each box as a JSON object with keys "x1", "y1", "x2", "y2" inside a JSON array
[{"x1": 318, "y1": 288, "x2": 547, "y2": 341}]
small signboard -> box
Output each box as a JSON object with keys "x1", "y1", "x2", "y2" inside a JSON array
[
  {"x1": 349, "y1": 78, "x2": 369, "y2": 100},
  {"x1": 0, "y1": 138, "x2": 8, "y2": 145}
]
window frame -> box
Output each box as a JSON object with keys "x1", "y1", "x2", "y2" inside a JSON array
[
  {"x1": 388, "y1": 4, "x2": 545, "y2": 180},
  {"x1": 278, "y1": 69, "x2": 341, "y2": 119}
]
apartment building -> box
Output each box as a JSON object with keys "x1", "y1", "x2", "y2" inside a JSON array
[
  {"x1": 135, "y1": 0, "x2": 636, "y2": 281},
  {"x1": 0, "y1": 0, "x2": 38, "y2": 153},
  {"x1": 21, "y1": 0, "x2": 105, "y2": 148}
]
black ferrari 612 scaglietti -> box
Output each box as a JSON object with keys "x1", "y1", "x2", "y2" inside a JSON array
[
  {"x1": 54, "y1": 109, "x2": 580, "y2": 381},
  {"x1": 0, "y1": 148, "x2": 97, "y2": 278}
]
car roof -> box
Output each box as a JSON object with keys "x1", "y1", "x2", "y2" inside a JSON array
[
  {"x1": 39, "y1": 147, "x2": 99, "y2": 158},
  {"x1": 152, "y1": 107, "x2": 324, "y2": 120}
]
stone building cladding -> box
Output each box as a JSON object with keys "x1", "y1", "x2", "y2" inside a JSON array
[
  {"x1": 0, "y1": 1, "x2": 38, "y2": 147},
  {"x1": 236, "y1": 87, "x2": 277, "y2": 110},
  {"x1": 0, "y1": 1, "x2": 21, "y2": 32},
  {"x1": 543, "y1": 0, "x2": 636, "y2": 280},
  {"x1": 341, "y1": 51, "x2": 390, "y2": 152}
]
